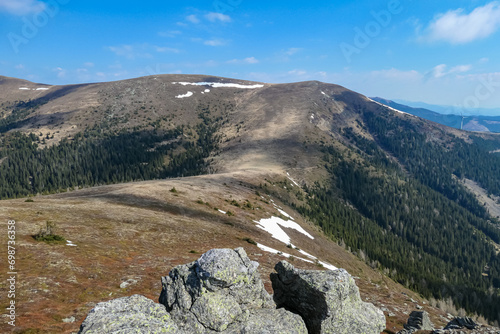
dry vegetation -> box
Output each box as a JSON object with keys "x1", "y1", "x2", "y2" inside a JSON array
[
  {"x1": 0, "y1": 170, "x2": 463, "y2": 333},
  {"x1": 2, "y1": 74, "x2": 499, "y2": 333}
]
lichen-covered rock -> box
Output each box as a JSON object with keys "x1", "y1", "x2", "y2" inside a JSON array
[
  {"x1": 79, "y1": 249, "x2": 386, "y2": 334},
  {"x1": 223, "y1": 308, "x2": 308, "y2": 334},
  {"x1": 78, "y1": 294, "x2": 181, "y2": 333},
  {"x1": 159, "y1": 247, "x2": 307, "y2": 334},
  {"x1": 271, "y1": 260, "x2": 386, "y2": 334}
]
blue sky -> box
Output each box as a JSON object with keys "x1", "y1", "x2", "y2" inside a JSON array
[{"x1": 2, "y1": 0, "x2": 500, "y2": 114}]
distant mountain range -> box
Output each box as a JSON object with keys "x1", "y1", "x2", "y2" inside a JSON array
[{"x1": 372, "y1": 97, "x2": 500, "y2": 133}]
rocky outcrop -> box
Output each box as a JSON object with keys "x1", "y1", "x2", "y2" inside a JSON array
[
  {"x1": 271, "y1": 260, "x2": 386, "y2": 334},
  {"x1": 78, "y1": 294, "x2": 181, "y2": 333},
  {"x1": 79, "y1": 248, "x2": 386, "y2": 334},
  {"x1": 397, "y1": 311, "x2": 433, "y2": 334},
  {"x1": 158, "y1": 247, "x2": 306, "y2": 333},
  {"x1": 431, "y1": 317, "x2": 483, "y2": 333},
  {"x1": 444, "y1": 317, "x2": 480, "y2": 330}
]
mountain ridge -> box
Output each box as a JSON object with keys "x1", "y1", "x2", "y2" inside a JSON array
[{"x1": 1, "y1": 74, "x2": 500, "y2": 332}]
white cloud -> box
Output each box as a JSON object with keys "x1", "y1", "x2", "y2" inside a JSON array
[
  {"x1": 204, "y1": 39, "x2": 226, "y2": 46},
  {"x1": 205, "y1": 12, "x2": 231, "y2": 22},
  {"x1": 108, "y1": 45, "x2": 136, "y2": 59},
  {"x1": 430, "y1": 64, "x2": 447, "y2": 78},
  {"x1": 53, "y1": 67, "x2": 67, "y2": 79},
  {"x1": 15, "y1": 64, "x2": 24, "y2": 69},
  {"x1": 0, "y1": 0, "x2": 45, "y2": 15},
  {"x1": 83, "y1": 62, "x2": 94, "y2": 68},
  {"x1": 186, "y1": 14, "x2": 200, "y2": 24},
  {"x1": 107, "y1": 44, "x2": 174, "y2": 59},
  {"x1": 424, "y1": 2, "x2": 500, "y2": 44},
  {"x1": 155, "y1": 46, "x2": 180, "y2": 53},
  {"x1": 450, "y1": 64, "x2": 472, "y2": 74},
  {"x1": 428, "y1": 64, "x2": 471, "y2": 78},
  {"x1": 227, "y1": 57, "x2": 259, "y2": 64},
  {"x1": 288, "y1": 69, "x2": 307, "y2": 76},
  {"x1": 370, "y1": 68, "x2": 422, "y2": 81},
  {"x1": 285, "y1": 48, "x2": 302, "y2": 56}
]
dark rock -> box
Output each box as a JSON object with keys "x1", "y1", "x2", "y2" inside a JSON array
[
  {"x1": 271, "y1": 260, "x2": 386, "y2": 334},
  {"x1": 397, "y1": 311, "x2": 433, "y2": 334},
  {"x1": 406, "y1": 310, "x2": 433, "y2": 330},
  {"x1": 444, "y1": 317, "x2": 480, "y2": 330}
]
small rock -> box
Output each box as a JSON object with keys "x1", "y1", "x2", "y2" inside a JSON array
[
  {"x1": 119, "y1": 278, "x2": 137, "y2": 289},
  {"x1": 62, "y1": 316, "x2": 75, "y2": 323}
]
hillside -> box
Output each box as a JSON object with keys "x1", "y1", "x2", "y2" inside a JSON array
[
  {"x1": 1, "y1": 74, "x2": 500, "y2": 332},
  {"x1": 372, "y1": 97, "x2": 500, "y2": 133}
]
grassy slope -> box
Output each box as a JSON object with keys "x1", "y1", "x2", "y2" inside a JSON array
[{"x1": 0, "y1": 171, "x2": 457, "y2": 334}]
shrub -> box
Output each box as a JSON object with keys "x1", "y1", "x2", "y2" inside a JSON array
[
  {"x1": 242, "y1": 237, "x2": 257, "y2": 245},
  {"x1": 33, "y1": 221, "x2": 65, "y2": 244}
]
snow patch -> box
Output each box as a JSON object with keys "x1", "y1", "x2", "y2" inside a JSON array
[
  {"x1": 66, "y1": 240, "x2": 77, "y2": 247},
  {"x1": 368, "y1": 98, "x2": 413, "y2": 116},
  {"x1": 19, "y1": 87, "x2": 50, "y2": 91},
  {"x1": 257, "y1": 243, "x2": 337, "y2": 270},
  {"x1": 276, "y1": 207, "x2": 293, "y2": 220},
  {"x1": 175, "y1": 91, "x2": 194, "y2": 99},
  {"x1": 173, "y1": 82, "x2": 264, "y2": 89},
  {"x1": 256, "y1": 243, "x2": 313, "y2": 264},
  {"x1": 254, "y1": 216, "x2": 313, "y2": 245},
  {"x1": 318, "y1": 261, "x2": 337, "y2": 271},
  {"x1": 286, "y1": 175, "x2": 300, "y2": 187}
]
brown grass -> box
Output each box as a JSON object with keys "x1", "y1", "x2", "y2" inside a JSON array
[{"x1": 0, "y1": 171, "x2": 457, "y2": 333}]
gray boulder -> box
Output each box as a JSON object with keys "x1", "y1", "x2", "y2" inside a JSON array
[
  {"x1": 271, "y1": 260, "x2": 386, "y2": 334},
  {"x1": 159, "y1": 247, "x2": 307, "y2": 334},
  {"x1": 78, "y1": 294, "x2": 181, "y2": 333}
]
